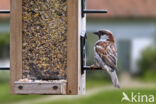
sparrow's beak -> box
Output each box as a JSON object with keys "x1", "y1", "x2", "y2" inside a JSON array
[{"x1": 93, "y1": 32, "x2": 99, "y2": 35}]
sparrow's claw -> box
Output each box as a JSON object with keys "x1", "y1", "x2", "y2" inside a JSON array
[
  {"x1": 90, "y1": 65, "x2": 101, "y2": 69},
  {"x1": 90, "y1": 65, "x2": 96, "y2": 69}
]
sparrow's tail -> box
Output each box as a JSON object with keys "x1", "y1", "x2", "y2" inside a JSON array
[{"x1": 106, "y1": 69, "x2": 120, "y2": 88}]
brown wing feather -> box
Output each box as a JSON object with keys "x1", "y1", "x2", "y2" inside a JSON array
[{"x1": 96, "y1": 41, "x2": 117, "y2": 71}]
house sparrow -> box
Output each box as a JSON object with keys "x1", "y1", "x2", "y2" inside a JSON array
[{"x1": 92, "y1": 30, "x2": 120, "y2": 88}]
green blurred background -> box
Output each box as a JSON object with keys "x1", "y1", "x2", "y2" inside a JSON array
[{"x1": 0, "y1": 0, "x2": 156, "y2": 104}]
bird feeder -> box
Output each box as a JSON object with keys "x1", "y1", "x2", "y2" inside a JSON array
[{"x1": 10, "y1": 0, "x2": 107, "y2": 95}]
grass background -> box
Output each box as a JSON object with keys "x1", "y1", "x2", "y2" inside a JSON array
[
  {"x1": 42, "y1": 89, "x2": 156, "y2": 104},
  {"x1": 0, "y1": 80, "x2": 156, "y2": 104}
]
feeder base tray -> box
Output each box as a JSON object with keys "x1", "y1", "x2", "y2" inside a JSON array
[{"x1": 14, "y1": 79, "x2": 67, "y2": 95}]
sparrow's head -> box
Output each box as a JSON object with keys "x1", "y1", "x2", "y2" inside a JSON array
[{"x1": 93, "y1": 30, "x2": 114, "y2": 42}]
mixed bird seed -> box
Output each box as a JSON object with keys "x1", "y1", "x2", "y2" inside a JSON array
[{"x1": 22, "y1": 0, "x2": 67, "y2": 80}]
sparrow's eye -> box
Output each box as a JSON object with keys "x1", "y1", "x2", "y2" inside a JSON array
[
  {"x1": 99, "y1": 31, "x2": 106, "y2": 35},
  {"x1": 102, "y1": 31, "x2": 107, "y2": 34}
]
